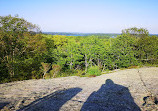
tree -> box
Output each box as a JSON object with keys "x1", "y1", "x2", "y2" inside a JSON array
[
  {"x1": 122, "y1": 27, "x2": 149, "y2": 38},
  {"x1": 99, "y1": 39, "x2": 113, "y2": 71},
  {"x1": 80, "y1": 37, "x2": 96, "y2": 72},
  {"x1": 64, "y1": 39, "x2": 83, "y2": 70},
  {"x1": 136, "y1": 35, "x2": 158, "y2": 64},
  {"x1": 0, "y1": 15, "x2": 44, "y2": 80},
  {"x1": 111, "y1": 34, "x2": 138, "y2": 68}
]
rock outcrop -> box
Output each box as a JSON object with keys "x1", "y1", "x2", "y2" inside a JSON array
[{"x1": 0, "y1": 67, "x2": 158, "y2": 110}]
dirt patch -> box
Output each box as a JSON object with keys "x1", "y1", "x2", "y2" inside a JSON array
[{"x1": 0, "y1": 67, "x2": 158, "y2": 110}]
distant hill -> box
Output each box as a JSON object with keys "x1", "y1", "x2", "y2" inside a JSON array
[
  {"x1": 42, "y1": 32, "x2": 158, "y2": 39},
  {"x1": 42, "y1": 32, "x2": 120, "y2": 38}
]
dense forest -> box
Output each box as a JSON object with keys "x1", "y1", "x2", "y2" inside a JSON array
[{"x1": 0, "y1": 15, "x2": 158, "y2": 83}]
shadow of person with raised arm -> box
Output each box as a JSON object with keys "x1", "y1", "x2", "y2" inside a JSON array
[
  {"x1": 81, "y1": 79, "x2": 141, "y2": 111},
  {"x1": 19, "y1": 87, "x2": 82, "y2": 111},
  {"x1": 0, "y1": 102, "x2": 10, "y2": 110}
]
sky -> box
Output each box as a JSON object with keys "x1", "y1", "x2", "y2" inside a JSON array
[{"x1": 0, "y1": 0, "x2": 158, "y2": 34}]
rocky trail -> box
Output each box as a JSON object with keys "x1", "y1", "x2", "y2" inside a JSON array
[{"x1": 0, "y1": 67, "x2": 158, "y2": 111}]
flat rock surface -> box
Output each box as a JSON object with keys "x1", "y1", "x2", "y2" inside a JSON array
[{"x1": 0, "y1": 67, "x2": 158, "y2": 111}]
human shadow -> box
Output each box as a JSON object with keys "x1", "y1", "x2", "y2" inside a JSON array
[
  {"x1": 19, "y1": 87, "x2": 82, "y2": 111},
  {"x1": 81, "y1": 79, "x2": 141, "y2": 111}
]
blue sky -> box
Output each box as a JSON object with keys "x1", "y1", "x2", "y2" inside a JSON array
[{"x1": 0, "y1": 0, "x2": 158, "y2": 34}]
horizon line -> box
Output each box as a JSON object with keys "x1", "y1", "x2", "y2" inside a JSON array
[{"x1": 42, "y1": 32, "x2": 158, "y2": 35}]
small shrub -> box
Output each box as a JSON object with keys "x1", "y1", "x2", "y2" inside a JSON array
[
  {"x1": 31, "y1": 70, "x2": 43, "y2": 79},
  {"x1": 41, "y1": 62, "x2": 51, "y2": 79},
  {"x1": 127, "y1": 65, "x2": 138, "y2": 69},
  {"x1": 75, "y1": 69, "x2": 85, "y2": 77},
  {"x1": 50, "y1": 64, "x2": 61, "y2": 78},
  {"x1": 87, "y1": 66, "x2": 101, "y2": 77},
  {"x1": 58, "y1": 69, "x2": 77, "y2": 77},
  {"x1": 44, "y1": 73, "x2": 51, "y2": 79}
]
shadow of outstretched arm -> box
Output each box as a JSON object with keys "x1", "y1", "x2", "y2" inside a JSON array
[{"x1": 19, "y1": 87, "x2": 82, "y2": 111}]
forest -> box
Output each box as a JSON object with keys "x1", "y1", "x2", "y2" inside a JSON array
[{"x1": 0, "y1": 15, "x2": 158, "y2": 83}]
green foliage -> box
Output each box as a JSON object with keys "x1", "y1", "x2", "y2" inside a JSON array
[
  {"x1": 87, "y1": 66, "x2": 101, "y2": 77},
  {"x1": 110, "y1": 34, "x2": 138, "y2": 69},
  {"x1": 136, "y1": 36, "x2": 158, "y2": 64},
  {"x1": 0, "y1": 15, "x2": 46, "y2": 82},
  {"x1": 122, "y1": 27, "x2": 149, "y2": 37},
  {"x1": 0, "y1": 15, "x2": 157, "y2": 83}
]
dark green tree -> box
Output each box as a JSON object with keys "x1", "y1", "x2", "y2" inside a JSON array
[
  {"x1": 122, "y1": 27, "x2": 149, "y2": 38},
  {"x1": 0, "y1": 15, "x2": 45, "y2": 82}
]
